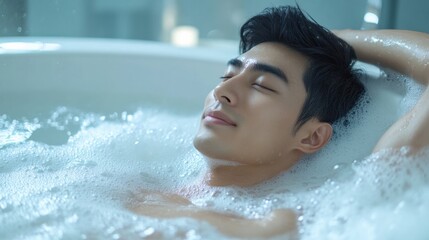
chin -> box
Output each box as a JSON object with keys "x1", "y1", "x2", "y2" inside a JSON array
[
  {"x1": 193, "y1": 136, "x2": 228, "y2": 162},
  {"x1": 203, "y1": 156, "x2": 243, "y2": 169}
]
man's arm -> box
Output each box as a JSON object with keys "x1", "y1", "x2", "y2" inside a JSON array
[
  {"x1": 128, "y1": 191, "x2": 297, "y2": 238},
  {"x1": 336, "y1": 30, "x2": 429, "y2": 152}
]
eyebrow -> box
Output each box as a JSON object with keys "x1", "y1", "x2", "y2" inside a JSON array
[{"x1": 227, "y1": 58, "x2": 288, "y2": 83}]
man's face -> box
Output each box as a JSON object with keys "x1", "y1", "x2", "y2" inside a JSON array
[{"x1": 193, "y1": 42, "x2": 309, "y2": 166}]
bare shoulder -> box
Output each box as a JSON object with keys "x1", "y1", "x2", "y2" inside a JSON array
[{"x1": 374, "y1": 84, "x2": 429, "y2": 153}]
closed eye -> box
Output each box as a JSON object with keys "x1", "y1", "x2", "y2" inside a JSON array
[
  {"x1": 252, "y1": 83, "x2": 276, "y2": 93},
  {"x1": 220, "y1": 76, "x2": 233, "y2": 81}
]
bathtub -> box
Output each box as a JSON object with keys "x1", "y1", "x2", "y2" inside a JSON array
[
  {"x1": 1, "y1": 38, "x2": 428, "y2": 240},
  {"x1": 0, "y1": 38, "x2": 234, "y2": 118}
]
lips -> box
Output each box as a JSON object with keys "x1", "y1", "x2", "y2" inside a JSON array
[{"x1": 203, "y1": 110, "x2": 237, "y2": 127}]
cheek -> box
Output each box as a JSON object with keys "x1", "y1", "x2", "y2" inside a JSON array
[
  {"x1": 238, "y1": 126, "x2": 293, "y2": 164},
  {"x1": 254, "y1": 100, "x2": 297, "y2": 129},
  {"x1": 263, "y1": 107, "x2": 296, "y2": 137},
  {"x1": 245, "y1": 109, "x2": 295, "y2": 145},
  {"x1": 259, "y1": 118, "x2": 294, "y2": 144}
]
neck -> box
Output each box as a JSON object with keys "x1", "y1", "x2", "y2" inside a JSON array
[{"x1": 203, "y1": 153, "x2": 301, "y2": 187}]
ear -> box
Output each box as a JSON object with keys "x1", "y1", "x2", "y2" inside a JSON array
[{"x1": 296, "y1": 123, "x2": 332, "y2": 154}]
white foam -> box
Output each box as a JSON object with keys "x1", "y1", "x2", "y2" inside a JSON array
[
  {"x1": 299, "y1": 148, "x2": 429, "y2": 240},
  {"x1": 0, "y1": 107, "x2": 213, "y2": 239}
]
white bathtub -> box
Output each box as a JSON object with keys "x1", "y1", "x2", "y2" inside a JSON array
[
  {"x1": 1, "y1": 38, "x2": 427, "y2": 240},
  {"x1": 0, "y1": 38, "x2": 235, "y2": 118}
]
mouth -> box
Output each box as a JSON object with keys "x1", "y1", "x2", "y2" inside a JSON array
[{"x1": 203, "y1": 110, "x2": 237, "y2": 127}]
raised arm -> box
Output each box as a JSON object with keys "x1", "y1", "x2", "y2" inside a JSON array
[
  {"x1": 336, "y1": 30, "x2": 429, "y2": 152},
  {"x1": 336, "y1": 30, "x2": 429, "y2": 85}
]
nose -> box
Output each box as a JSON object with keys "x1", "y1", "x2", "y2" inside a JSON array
[{"x1": 213, "y1": 78, "x2": 238, "y2": 106}]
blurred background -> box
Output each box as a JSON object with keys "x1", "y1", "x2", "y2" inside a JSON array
[{"x1": 0, "y1": 0, "x2": 428, "y2": 49}]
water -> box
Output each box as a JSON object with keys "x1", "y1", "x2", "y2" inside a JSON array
[
  {"x1": 1, "y1": 71, "x2": 428, "y2": 239},
  {"x1": 0, "y1": 108, "x2": 212, "y2": 239}
]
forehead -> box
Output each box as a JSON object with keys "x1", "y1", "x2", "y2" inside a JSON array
[{"x1": 238, "y1": 42, "x2": 309, "y2": 85}]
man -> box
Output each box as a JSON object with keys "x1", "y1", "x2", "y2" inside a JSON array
[
  {"x1": 132, "y1": 6, "x2": 429, "y2": 238},
  {"x1": 193, "y1": 5, "x2": 364, "y2": 187}
]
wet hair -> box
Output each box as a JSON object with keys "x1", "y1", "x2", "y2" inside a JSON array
[{"x1": 240, "y1": 6, "x2": 365, "y2": 131}]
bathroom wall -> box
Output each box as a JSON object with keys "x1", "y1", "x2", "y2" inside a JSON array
[
  {"x1": 1, "y1": 0, "x2": 367, "y2": 41},
  {"x1": 0, "y1": 0, "x2": 26, "y2": 36},
  {"x1": 0, "y1": 0, "x2": 428, "y2": 43},
  {"x1": 394, "y1": 0, "x2": 429, "y2": 32}
]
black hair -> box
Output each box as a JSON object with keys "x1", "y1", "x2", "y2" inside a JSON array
[{"x1": 240, "y1": 6, "x2": 365, "y2": 131}]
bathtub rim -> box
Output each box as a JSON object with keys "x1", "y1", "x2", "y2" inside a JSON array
[{"x1": 0, "y1": 37, "x2": 237, "y2": 62}]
